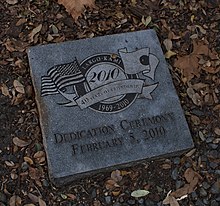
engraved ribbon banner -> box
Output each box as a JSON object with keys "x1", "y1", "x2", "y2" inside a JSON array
[{"x1": 70, "y1": 80, "x2": 158, "y2": 109}]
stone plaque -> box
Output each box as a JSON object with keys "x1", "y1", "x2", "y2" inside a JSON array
[{"x1": 28, "y1": 30, "x2": 194, "y2": 185}]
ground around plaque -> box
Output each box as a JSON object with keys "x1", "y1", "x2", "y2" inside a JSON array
[{"x1": 0, "y1": 1, "x2": 220, "y2": 206}]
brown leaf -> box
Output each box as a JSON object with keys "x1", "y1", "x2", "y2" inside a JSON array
[
  {"x1": 9, "y1": 195, "x2": 21, "y2": 206},
  {"x1": 13, "y1": 137, "x2": 31, "y2": 147},
  {"x1": 38, "y1": 198, "x2": 47, "y2": 206},
  {"x1": 163, "y1": 39, "x2": 173, "y2": 51},
  {"x1": 111, "y1": 170, "x2": 122, "y2": 182},
  {"x1": 174, "y1": 40, "x2": 219, "y2": 81},
  {"x1": 172, "y1": 168, "x2": 202, "y2": 198},
  {"x1": 29, "y1": 167, "x2": 41, "y2": 180},
  {"x1": 191, "y1": 115, "x2": 200, "y2": 125},
  {"x1": 171, "y1": 184, "x2": 191, "y2": 198},
  {"x1": 121, "y1": 170, "x2": 131, "y2": 176},
  {"x1": 28, "y1": 193, "x2": 39, "y2": 203},
  {"x1": 58, "y1": 0, "x2": 95, "y2": 20},
  {"x1": 214, "y1": 128, "x2": 220, "y2": 136},
  {"x1": 163, "y1": 191, "x2": 180, "y2": 206},
  {"x1": 165, "y1": 50, "x2": 176, "y2": 59},
  {"x1": 184, "y1": 168, "x2": 201, "y2": 183},
  {"x1": 5, "y1": 160, "x2": 15, "y2": 167},
  {"x1": 24, "y1": 156, "x2": 34, "y2": 165},
  {"x1": 12, "y1": 93, "x2": 25, "y2": 105},
  {"x1": 93, "y1": 200, "x2": 101, "y2": 206},
  {"x1": 202, "y1": 66, "x2": 220, "y2": 74},
  {"x1": 0, "y1": 83, "x2": 11, "y2": 97},
  {"x1": 161, "y1": 163, "x2": 171, "y2": 169},
  {"x1": 105, "y1": 179, "x2": 119, "y2": 190},
  {"x1": 66, "y1": 194, "x2": 76, "y2": 200},
  {"x1": 4, "y1": 39, "x2": 28, "y2": 52},
  {"x1": 185, "y1": 148, "x2": 196, "y2": 157},
  {"x1": 16, "y1": 18, "x2": 27, "y2": 26},
  {"x1": 186, "y1": 87, "x2": 202, "y2": 106},
  {"x1": 29, "y1": 24, "x2": 42, "y2": 43},
  {"x1": 192, "y1": 41, "x2": 209, "y2": 56},
  {"x1": 34, "y1": 151, "x2": 46, "y2": 164},
  {"x1": 112, "y1": 189, "x2": 121, "y2": 196},
  {"x1": 192, "y1": 41, "x2": 218, "y2": 59},
  {"x1": 6, "y1": 0, "x2": 18, "y2": 5},
  {"x1": 191, "y1": 83, "x2": 208, "y2": 91},
  {"x1": 13, "y1": 80, "x2": 25, "y2": 94},
  {"x1": 174, "y1": 54, "x2": 199, "y2": 81}
]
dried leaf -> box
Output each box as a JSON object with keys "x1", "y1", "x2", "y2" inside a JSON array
[
  {"x1": 13, "y1": 80, "x2": 25, "y2": 94},
  {"x1": 28, "y1": 193, "x2": 39, "y2": 203},
  {"x1": 58, "y1": 0, "x2": 95, "y2": 20},
  {"x1": 111, "y1": 170, "x2": 122, "y2": 182},
  {"x1": 16, "y1": 18, "x2": 27, "y2": 26},
  {"x1": 171, "y1": 184, "x2": 190, "y2": 199},
  {"x1": 66, "y1": 194, "x2": 76, "y2": 200},
  {"x1": 163, "y1": 39, "x2": 173, "y2": 51},
  {"x1": 174, "y1": 40, "x2": 219, "y2": 81},
  {"x1": 13, "y1": 137, "x2": 31, "y2": 147},
  {"x1": 0, "y1": 83, "x2": 11, "y2": 97},
  {"x1": 9, "y1": 195, "x2": 21, "y2": 206},
  {"x1": 60, "y1": 194, "x2": 67, "y2": 199},
  {"x1": 184, "y1": 168, "x2": 201, "y2": 183},
  {"x1": 174, "y1": 54, "x2": 199, "y2": 81},
  {"x1": 121, "y1": 170, "x2": 131, "y2": 176},
  {"x1": 131, "y1": 189, "x2": 150, "y2": 198},
  {"x1": 93, "y1": 200, "x2": 102, "y2": 206},
  {"x1": 29, "y1": 167, "x2": 43, "y2": 180},
  {"x1": 12, "y1": 93, "x2": 25, "y2": 105},
  {"x1": 112, "y1": 189, "x2": 121, "y2": 196},
  {"x1": 191, "y1": 83, "x2": 208, "y2": 90},
  {"x1": 163, "y1": 191, "x2": 180, "y2": 206},
  {"x1": 162, "y1": 163, "x2": 171, "y2": 169},
  {"x1": 6, "y1": 0, "x2": 18, "y2": 5},
  {"x1": 29, "y1": 24, "x2": 42, "y2": 43},
  {"x1": 187, "y1": 87, "x2": 202, "y2": 106},
  {"x1": 105, "y1": 179, "x2": 119, "y2": 190},
  {"x1": 185, "y1": 148, "x2": 196, "y2": 157},
  {"x1": 4, "y1": 39, "x2": 28, "y2": 52},
  {"x1": 5, "y1": 160, "x2": 15, "y2": 167},
  {"x1": 171, "y1": 168, "x2": 202, "y2": 198},
  {"x1": 142, "y1": 16, "x2": 152, "y2": 27},
  {"x1": 38, "y1": 198, "x2": 47, "y2": 206},
  {"x1": 11, "y1": 171, "x2": 18, "y2": 180},
  {"x1": 24, "y1": 156, "x2": 34, "y2": 165},
  {"x1": 202, "y1": 66, "x2": 220, "y2": 74},
  {"x1": 214, "y1": 128, "x2": 220, "y2": 136},
  {"x1": 34, "y1": 151, "x2": 46, "y2": 163},
  {"x1": 195, "y1": 25, "x2": 206, "y2": 34},
  {"x1": 199, "y1": 131, "x2": 205, "y2": 141},
  {"x1": 165, "y1": 50, "x2": 176, "y2": 59},
  {"x1": 191, "y1": 115, "x2": 200, "y2": 125}
]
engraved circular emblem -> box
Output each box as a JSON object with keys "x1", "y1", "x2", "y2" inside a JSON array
[
  {"x1": 41, "y1": 47, "x2": 159, "y2": 114},
  {"x1": 75, "y1": 54, "x2": 138, "y2": 113}
]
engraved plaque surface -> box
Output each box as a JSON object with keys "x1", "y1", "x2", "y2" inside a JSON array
[{"x1": 28, "y1": 30, "x2": 194, "y2": 185}]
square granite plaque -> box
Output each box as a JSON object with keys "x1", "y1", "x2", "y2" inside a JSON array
[{"x1": 28, "y1": 30, "x2": 194, "y2": 185}]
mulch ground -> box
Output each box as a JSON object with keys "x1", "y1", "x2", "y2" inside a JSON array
[{"x1": 0, "y1": 0, "x2": 220, "y2": 205}]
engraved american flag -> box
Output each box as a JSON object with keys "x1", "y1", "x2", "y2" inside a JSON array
[{"x1": 41, "y1": 59, "x2": 85, "y2": 96}]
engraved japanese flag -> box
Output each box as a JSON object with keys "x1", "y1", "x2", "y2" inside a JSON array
[
  {"x1": 41, "y1": 59, "x2": 85, "y2": 96},
  {"x1": 118, "y1": 48, "x2": 159, "y2": 80}
]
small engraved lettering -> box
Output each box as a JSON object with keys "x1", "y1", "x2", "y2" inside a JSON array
[{"x1": 71, "y1": 137, "x2": 123, "y2": 155}]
